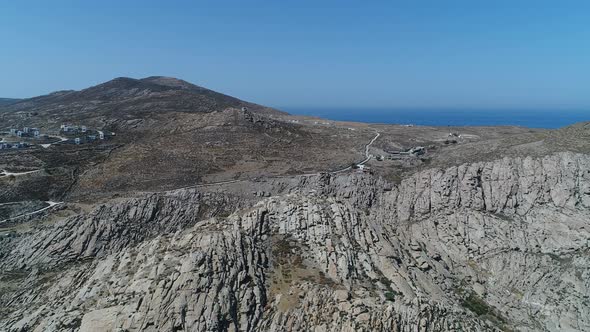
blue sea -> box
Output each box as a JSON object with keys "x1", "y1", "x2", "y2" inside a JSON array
[{"x1": 283, "y1": 108, "x2": 590, "y2": 129}]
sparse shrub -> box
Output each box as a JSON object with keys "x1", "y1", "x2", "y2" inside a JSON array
[
  {"x1": 462, "y1": 293, "x2": 490, "y2": 316},
  {"x1": 384, "y1": 291, "x2": 395, "y2": 302}
]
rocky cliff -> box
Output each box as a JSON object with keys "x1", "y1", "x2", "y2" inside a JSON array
[{"x1": 1, "y1": 152, "x2": 589, "y2": 331}]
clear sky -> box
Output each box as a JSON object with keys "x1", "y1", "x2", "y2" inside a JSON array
[{"x1": 1, "y1": 1, "x2": 589, "y2": 110}]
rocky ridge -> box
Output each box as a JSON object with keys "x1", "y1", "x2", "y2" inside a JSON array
[{"x1": 0, "y1": 152, "x2": 589, "y2": 331}]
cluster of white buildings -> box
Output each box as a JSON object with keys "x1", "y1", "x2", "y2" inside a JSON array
[
  {"x1": 2, "y1": 124, "x2": 114, "y2": 149},
  {"x1": 60, "y1": 124, "x2": 112, "y2": 145},
  {"x1": 9, "y1": 127, "x2": 42, "y2": 139},
  {"x1": 60, "y1": 124, "x2": 88, "y2": 133},
  {"x1": 0, "y1": 141, "x2": 28, "y2": 150}
]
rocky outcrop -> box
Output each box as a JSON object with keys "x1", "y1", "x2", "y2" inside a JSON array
[{"x1": 1, "y1": 152, "x2": 589, "y2": 331}]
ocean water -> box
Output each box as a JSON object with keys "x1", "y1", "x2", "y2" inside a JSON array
[{"x1": 283, "y1": 108, "x2": 590, "y2": 129}]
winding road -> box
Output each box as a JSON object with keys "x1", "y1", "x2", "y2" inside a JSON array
[
  {"x1": 330, "y1": 131, "x2": 380, "y2": 174},
  {"x1": 40, "y1": 135, "x2": 68, "y2": 148},
  {"x1": 361, "y1": 132, "x2": 381, "y2": 164},
  {"x1": 0, "y1": 201, "x2": 62, "y2": 224}
]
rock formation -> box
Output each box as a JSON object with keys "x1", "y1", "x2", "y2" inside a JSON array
[{"x1": 1, "y1": 152, "x2": 588, "y2": 331}]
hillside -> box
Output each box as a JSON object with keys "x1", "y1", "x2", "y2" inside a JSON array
[
  {"x1": 1, "y1": 77, "x2": 589, "y2": 332},
  {"x1": 0, "y1": 77, "x2": 373, "y2": 203},
  {"x1": 0, "y1": 98, "x2": 20, "y2": 107},
  {"x1": 1, "y1": 76, "x2": 282, "y2": 123}
]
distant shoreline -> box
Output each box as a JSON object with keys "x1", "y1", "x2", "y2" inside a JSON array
[{"x1": 282, "y1": 108, "x2": 590, "y2": 129}]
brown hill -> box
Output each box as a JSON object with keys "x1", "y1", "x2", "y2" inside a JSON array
[{"x1": 0, "y1": 77, "x2": 370, "y2": 202}]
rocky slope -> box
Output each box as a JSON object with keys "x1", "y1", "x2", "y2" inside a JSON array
[{"x1": 1, "y1": 151, "x2": 588, "y2": 331}]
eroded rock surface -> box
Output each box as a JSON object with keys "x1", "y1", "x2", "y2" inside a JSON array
[{"x1": 1, "y1": 152, "x2": 589, "y2": 331}]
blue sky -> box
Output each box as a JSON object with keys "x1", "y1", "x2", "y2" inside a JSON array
[{"x1": 1, "y1": 1, "x2": 589, "y2": 110}]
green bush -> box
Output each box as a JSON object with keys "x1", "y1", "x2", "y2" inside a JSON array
[
  {"x1": 462, "y1": 293, "x2": 490, "y2": 316},
  {"x1": 384, "y1": 291, "x2": 395, "y2": 302}
]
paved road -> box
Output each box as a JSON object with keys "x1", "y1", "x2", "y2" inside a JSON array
[
  {"x1": 40, "y1": 135, "x2": 68, "y2": 148},
  {"x1": 330, "y1": 131, "x2": 380, "y2": 174},
  {"x1": 0, "y1": 201, "x2": 62, "y2": 224},
  {"x1": 0, "y1": 169, "x2": 40, "y2": 177},
  {"x1": 360, "y1": 132, "x2": 380, "y2": 164}
]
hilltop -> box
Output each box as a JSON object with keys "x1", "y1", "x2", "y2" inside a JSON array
[{"x1": 1, "y1": 76, "x2": 282, "y2": 120}]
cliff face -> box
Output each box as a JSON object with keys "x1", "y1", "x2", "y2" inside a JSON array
[{"x1": 1, "y1": 152, "x2": 589, "y2": 331}]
